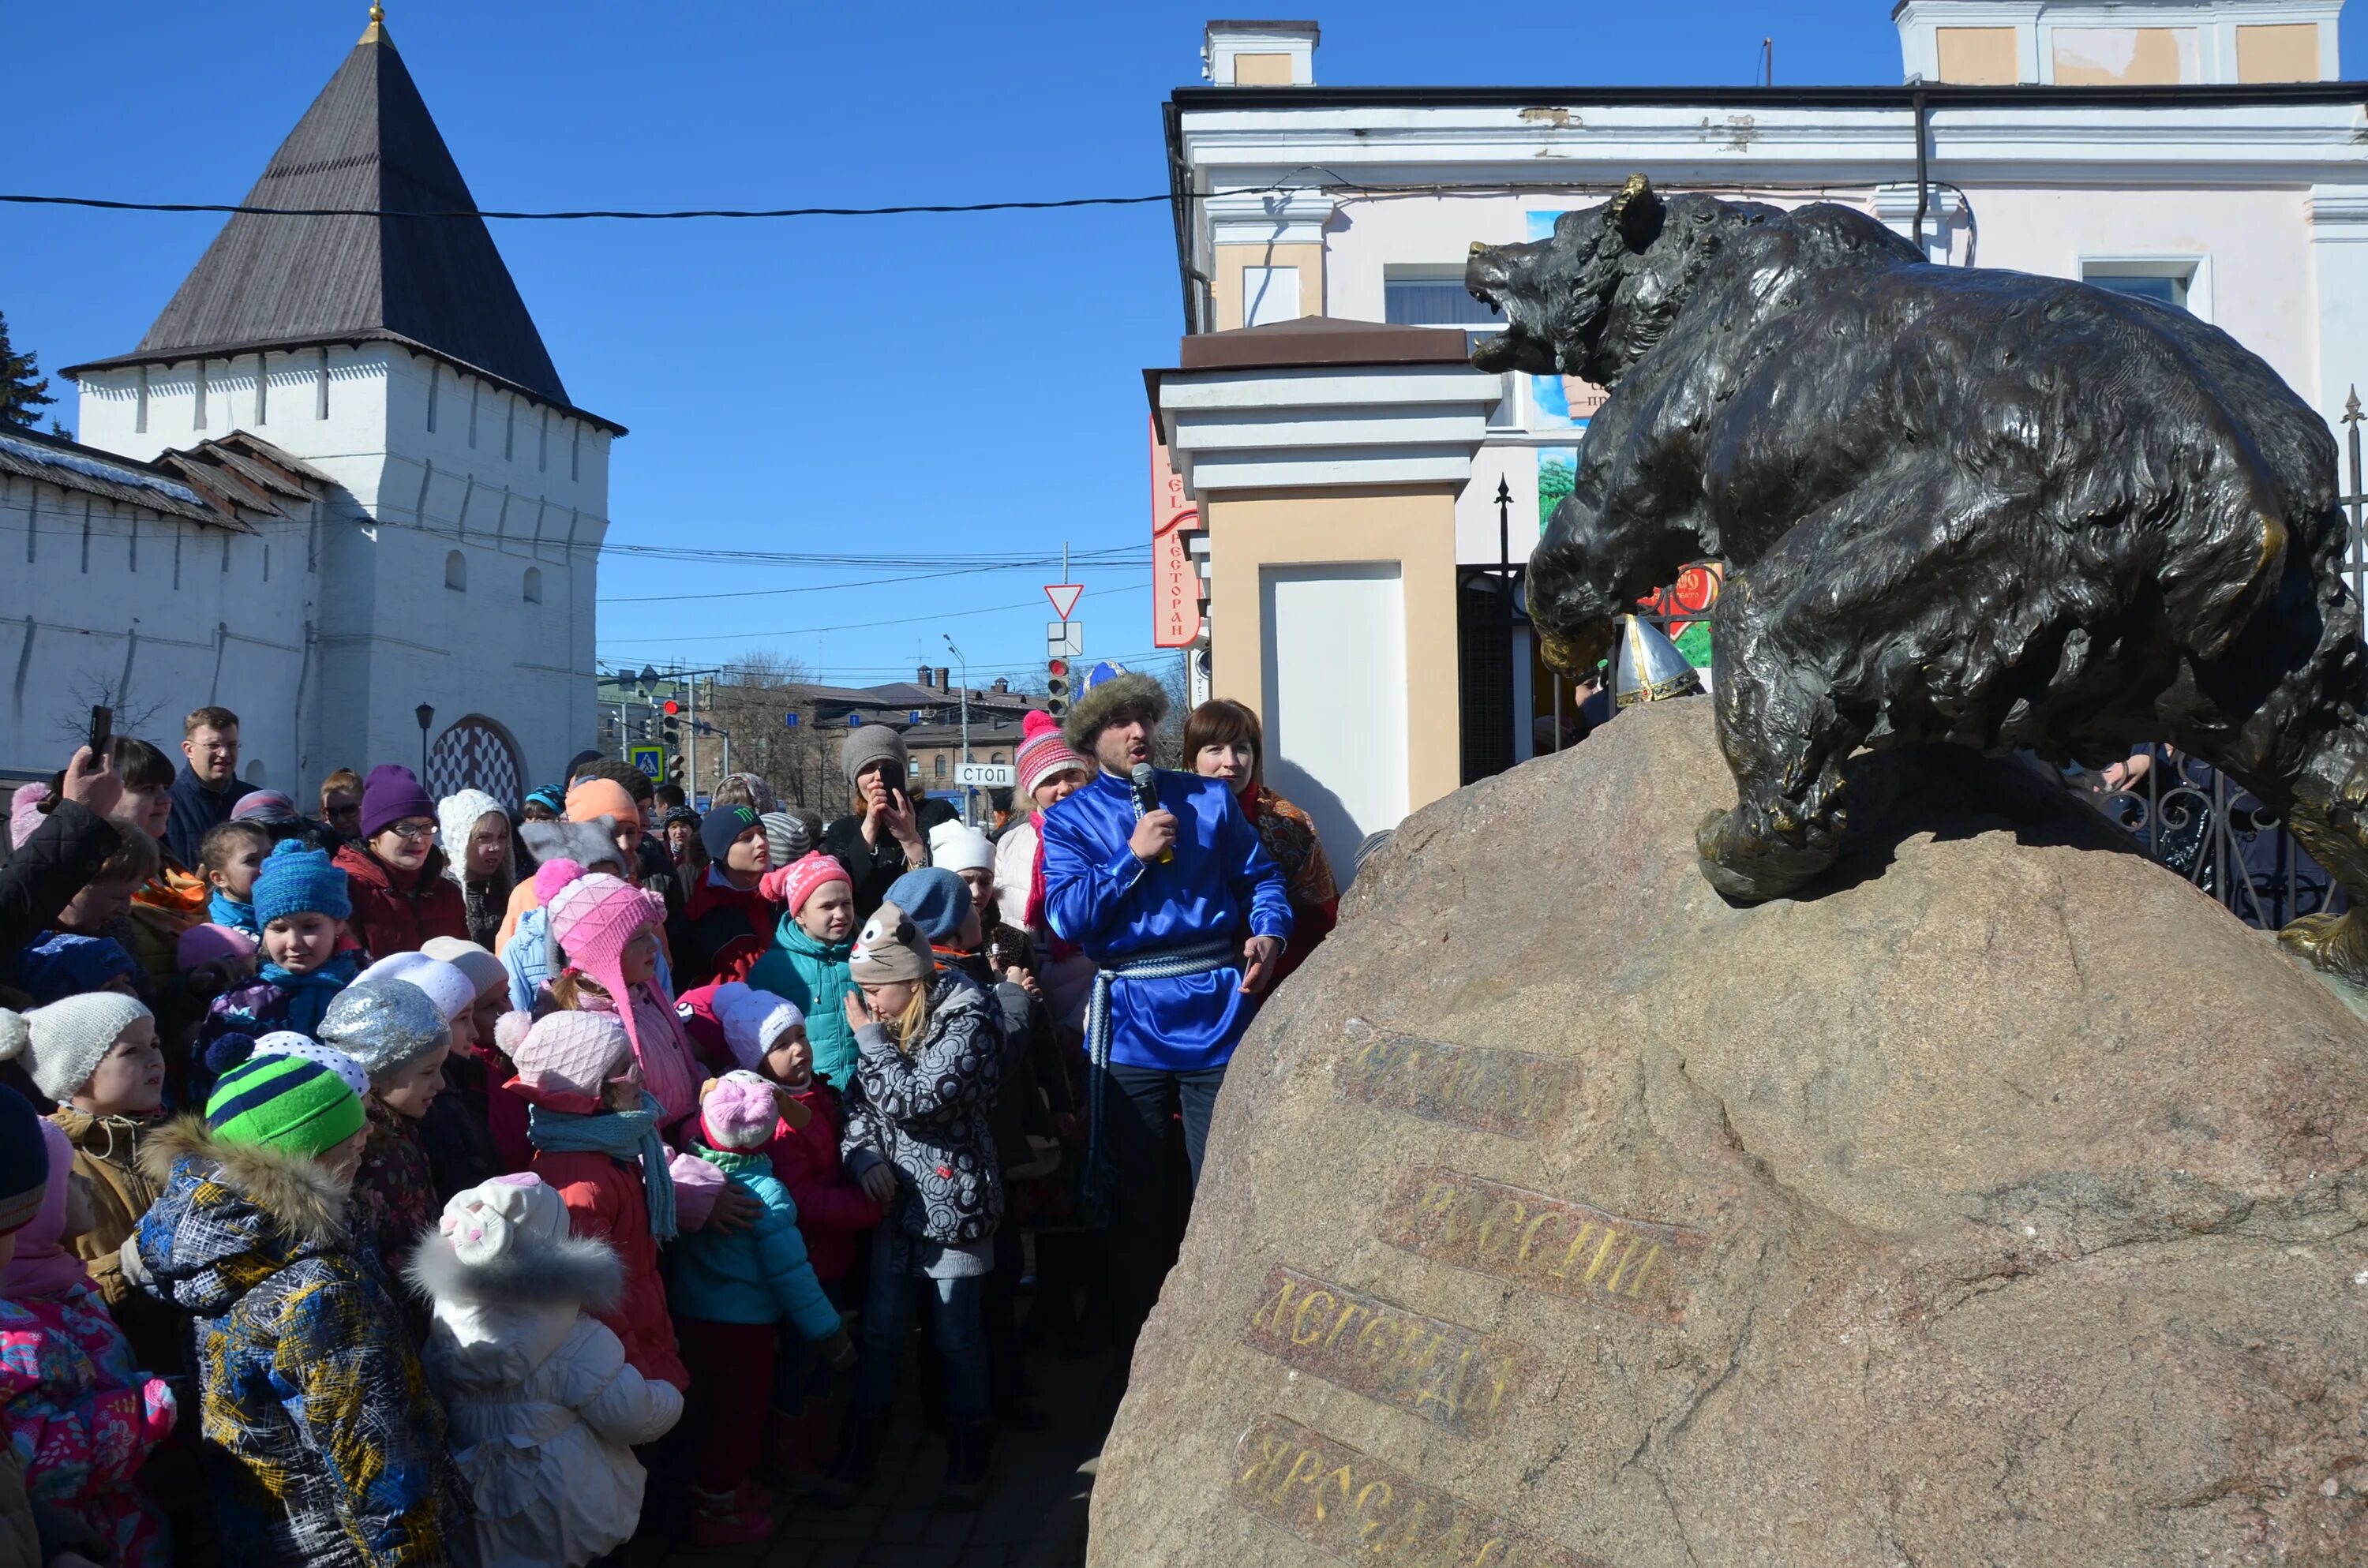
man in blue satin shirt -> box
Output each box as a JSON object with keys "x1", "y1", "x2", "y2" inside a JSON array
[{"x1": 1040, "y1": 670, "x2": 1291, "y2": 1356}]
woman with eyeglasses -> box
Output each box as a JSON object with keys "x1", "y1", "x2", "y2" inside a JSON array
[{"x1": 332, "y1": 764, "x2": 470, "y2": 958}]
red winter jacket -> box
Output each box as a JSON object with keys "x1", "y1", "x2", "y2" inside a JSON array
[
  {"x1": 526, "y1": 1141, "x2": 688, "y2": 1390},
  {"x1": 767, "y1": 1079, "x2": 879, "y2": 1282},
  {"x1": 332, "y1": 841, "x2": 469, "y2": 957},
  {"x1": 679, "y1": 870, "x2": 777, "y2": 989}
]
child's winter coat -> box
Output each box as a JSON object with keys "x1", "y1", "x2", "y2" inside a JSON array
[
  {"x1": 767, "y1": 1079, "x2": 879, "y2": 1283},
  {"x1": 47, "y1": 1108, "x2": 178, "y2": 1375},
  {"x1": 205, "y1": 952, "x2": 361, "y2": 1043},
  {"x1": 2, "y1": 1126, "x2": 176, "y2": 1568},
  {"x1": 133, "y1": 1117, "x2": 469, "y2": 1567},
  {"x1": 839, "y1": 971, "x2": 1006, "y2": 1248},
  {"x1": 350, "y1": 1100, "x2": 439, "y2": 1325},
  {"x1": 747, "y1": 914, "x2": 856, "y2": 1087},
  {"x1": 669, "y1": 1143, "x2": 843, "y2": 1342},
  {"x1": 408, "y1": 1174, "x2": 682, "y2": 1568}
]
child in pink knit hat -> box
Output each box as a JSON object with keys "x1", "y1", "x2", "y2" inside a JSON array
[
  {"x1": 541, "y1": 866, "x2": 707, "y2": 1144},
  {"x1": 498, "y1": 1008, "x2": 716, "y2": 1393},
  {"x1": 669, "y1": 1072, "x2": 846, "y2": 1545}
]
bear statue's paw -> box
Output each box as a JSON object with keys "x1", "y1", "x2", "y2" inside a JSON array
[
  {"x1": 2276, "y1": 908, "x2": 2368, "y2": 989},
  {"x1": 1695, "y1": 806, "x2": 1834, "y2": 904}
]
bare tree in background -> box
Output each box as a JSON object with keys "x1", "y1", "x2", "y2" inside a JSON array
[
  {"x1": 703, "y1": 653, "x2": 842, "y2": 814},
  {"x1": 51, "y1": 673, "x2": 168, "y2": 748},
  {"x1": 1151, "y1": 653, "x2": 1192, "y2": 768}
]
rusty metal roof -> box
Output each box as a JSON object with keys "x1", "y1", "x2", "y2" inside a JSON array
[
  {"x1": 0, "y1": 425, "x2": 329, "y2": 532},
  {"x1": 75, "y1": 22, "x2": 572, "y2": 409}
]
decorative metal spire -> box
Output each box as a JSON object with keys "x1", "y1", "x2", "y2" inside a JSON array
[{"x1": 361, "y1": 3, "x2": 386, "y2": 43}]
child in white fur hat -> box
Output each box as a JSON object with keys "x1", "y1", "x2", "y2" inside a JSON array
[{"x1": 408, "y1": 1172, "x2": 683, "y2": 1568}]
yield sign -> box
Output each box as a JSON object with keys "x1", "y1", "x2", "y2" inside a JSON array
[{"x1": 1044, "y1": 583, "x2": 1085, "y2": 621}]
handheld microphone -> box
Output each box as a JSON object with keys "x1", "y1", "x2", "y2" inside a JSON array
[{"x1": 1130, "y1": 763, "x2": 1174, "y2": 863}]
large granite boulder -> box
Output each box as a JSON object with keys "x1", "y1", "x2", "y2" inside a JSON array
[{"x1": 1089, "y1": 698, "x2": 2368, "y2": 1567}]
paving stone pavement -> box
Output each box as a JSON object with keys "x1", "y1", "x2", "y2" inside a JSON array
[{"x1": 631, "y1": 1337, "x2": 1110, "y2": 1568}]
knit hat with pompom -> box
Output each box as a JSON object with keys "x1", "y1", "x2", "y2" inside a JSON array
[
  {"x1": 1016, "y1": 708, "x2": 1091, "y2": 800},
  {"x1": 0, "y1": 993, "x2": 153, "y2": 1103}
]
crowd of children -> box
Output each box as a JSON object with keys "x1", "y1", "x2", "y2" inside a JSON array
[{"x1": 0, "y1": 699, "x2": 1144, "y2": 1567}]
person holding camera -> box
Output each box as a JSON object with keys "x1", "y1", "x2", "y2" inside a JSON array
[{"x1": 821, "y1": 729, "x2": 956, "y2": 921}]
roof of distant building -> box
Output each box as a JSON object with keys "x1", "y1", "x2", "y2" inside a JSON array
[{"x1": 62, "y1": 18, "x2": 619, "y2": 432}]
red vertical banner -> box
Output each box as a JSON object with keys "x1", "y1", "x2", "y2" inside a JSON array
[{"x1": 1152, "y1": 417, "x2": 1203, "y2": 648}]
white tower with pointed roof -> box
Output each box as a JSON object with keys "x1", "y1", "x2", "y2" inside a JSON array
[{"x1": 65, "y1": 6, "x2": 614, "y2": 804}]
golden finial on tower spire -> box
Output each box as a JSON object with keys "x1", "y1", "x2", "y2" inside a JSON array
[{"x1": 361, "y1": 2, "x2": 387, "y2": 43}]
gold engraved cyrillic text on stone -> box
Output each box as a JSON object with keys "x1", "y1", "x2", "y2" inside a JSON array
[
  {"x1": 1232, "y1": 1413, "x2": 1609, "y2": 1568},
  {"x1": 1377, "y1": 1166, "x2": 1710, "y2": 1323},
  {"x1": 1334, "y1": 1018, "x2": 1577, "y2": 1139},
  {"x1": 1241, "y1": 1265, "x2": 1532, "y2": 1436}
]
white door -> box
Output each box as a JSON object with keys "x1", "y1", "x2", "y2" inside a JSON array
[{"x1": 1260, "y1": 563, "x2": 1407, "y2": 888}]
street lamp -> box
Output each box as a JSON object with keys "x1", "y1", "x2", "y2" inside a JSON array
[
  {"x1": 943, "y1": 634, "x2": 970, "y2": 825},
  {"x1": 414, "y1": 703, "x2": 435, "y2": 780}
]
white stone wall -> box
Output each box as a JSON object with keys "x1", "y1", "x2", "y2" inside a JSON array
[
  {"x1": 73, "y1": 346, "x2": 612, "y2": 797},
  {"x1": 0, "y1": 472, "x2": 312, "y2": 784}
]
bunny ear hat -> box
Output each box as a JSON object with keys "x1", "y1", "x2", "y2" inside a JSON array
[{"x1": 404, "y1": 1171, "x2": 624, "y2": 1312}]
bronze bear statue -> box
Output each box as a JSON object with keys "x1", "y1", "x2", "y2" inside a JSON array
[{"x1": 1467, "y1": 176, "x2": 2368, "y2": 980}]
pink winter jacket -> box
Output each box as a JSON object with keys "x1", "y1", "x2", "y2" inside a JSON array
[{"x1": 1, "y1": 1283, "x2": 177, "y2": 1568}]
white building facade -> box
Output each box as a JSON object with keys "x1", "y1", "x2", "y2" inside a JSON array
[
  {"x1": 11, "y1": 12, "x2": 617, "y2": 802},
  {"x1": 1160, "y1": 0, "x2": 2368, "y2": 806}
]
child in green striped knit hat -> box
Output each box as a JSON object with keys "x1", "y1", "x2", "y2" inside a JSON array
[{"x1": 132, "y1": 1039, "x2": 470, "y2": 1563}]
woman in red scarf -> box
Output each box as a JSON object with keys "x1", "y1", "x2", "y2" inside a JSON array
[{"x1": 1183, "y1": 698, "x2": 1339, "y2": 987}]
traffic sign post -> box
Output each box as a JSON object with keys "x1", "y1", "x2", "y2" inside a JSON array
[
  {"x1": 628, "y1": 744, "x2": 665, "y2": 780},
  {"x1": 1047, "y1": 620, "x2": 1083, "y2": 658},
  {"x1": 956, "y1": 762, "x2": 1016, "y2": 788}
]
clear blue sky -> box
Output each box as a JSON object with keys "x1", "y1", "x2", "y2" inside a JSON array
[{"x1": 8, "y1": 2, "x2": 2359, "y2": 689}]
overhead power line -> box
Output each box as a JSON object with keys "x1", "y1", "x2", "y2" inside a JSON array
[
  {"x1": 595, "y1": 579, "x2": 1152, "y2": 647},
  {"x1": 0, "y1": 192, "x2": 1173, "y2": 221}
]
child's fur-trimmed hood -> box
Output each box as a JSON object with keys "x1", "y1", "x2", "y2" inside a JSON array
[
  {"x1": 405, "y1": 1225, "x2": 623, "y2": 1314},
  {"x1": 140, "y1": 1114, "x2": 348, "y2": 1247}
]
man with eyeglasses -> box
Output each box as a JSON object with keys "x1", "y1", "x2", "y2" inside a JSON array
[{"x1": 166, "y1": 704, "x2": 257, "y2": 866}]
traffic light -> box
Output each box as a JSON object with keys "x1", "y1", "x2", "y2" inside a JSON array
[
  {"x1": 1046, "y1": 657, "x2": 1072, "y2": 717},
  {"x1": 661, "y1": 698, "x2": 681, "y2": 747}
]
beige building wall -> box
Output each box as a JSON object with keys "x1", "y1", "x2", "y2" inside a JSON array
[
  {"x1": 1936, "y1": 26, "x2": 2019, "y2": 84},
  {"x1": 1232, "y1": 52, "x2": 1296, "y2": 85},
  {"x1": 1202, "y1": 486, "x2": 1462, "y2": 815},
  {"x1": 2238, "y1": 23, "x2": 2319, "y2": 80},
  {"x1": 1213, "y1": 241, "x2": 1325, "y2": 331},
  {"x1": 2052, "y1": 26, "x2": 2196, "y2": 84}
]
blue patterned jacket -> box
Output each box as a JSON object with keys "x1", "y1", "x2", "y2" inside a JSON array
[{"x1": 133, "y1": 1118, "x2": 471, "y2": 1567}]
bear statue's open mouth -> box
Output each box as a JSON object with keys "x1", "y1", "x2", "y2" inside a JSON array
[{"x1": 1463, "y1": 245, "x2": 1523, "y2": 372}]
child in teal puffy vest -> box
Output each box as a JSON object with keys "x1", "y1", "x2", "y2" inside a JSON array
[{"x1": 669, "y1": 1072, "x2": 854, "y2": 1547}]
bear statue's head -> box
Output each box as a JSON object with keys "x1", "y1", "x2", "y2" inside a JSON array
[{"x1": 1465, "y1": 178, "x2": 1773, "y2": 389}]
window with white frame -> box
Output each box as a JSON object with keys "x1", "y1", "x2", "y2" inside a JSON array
[
  {"x1": 1384, "y1": 268, "x2": 1503, "y2": 327},
  {"x1": 2081, "y1": 256, "x2": 2206, "y2": 317}
]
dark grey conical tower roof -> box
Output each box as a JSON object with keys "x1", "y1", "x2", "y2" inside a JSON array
[{"x1": 114, "y1": 14, "x2": 569, "y2": 404}]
